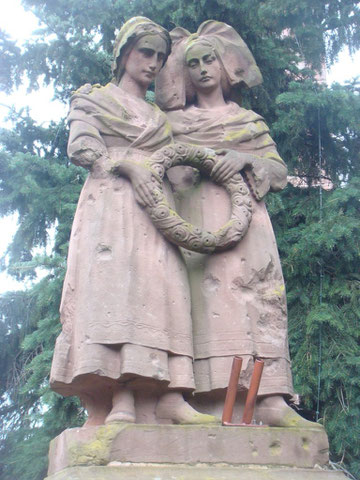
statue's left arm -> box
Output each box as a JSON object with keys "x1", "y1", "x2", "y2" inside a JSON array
[
  {"x1": 211, "y1": 118, "x2": 287, "y2": 201},
  {"x1": 243, "y1": 144, "x2": 288, "y2": 201}
]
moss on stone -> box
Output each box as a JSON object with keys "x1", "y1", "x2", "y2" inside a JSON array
[
  {"x1": 69, "y1": 423, "x2": 126, "y2": 467},
  {"x1": 224, "y1": 127, "x2": 249, "y2": 142}
]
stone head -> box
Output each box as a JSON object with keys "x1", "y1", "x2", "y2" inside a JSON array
[
  {"x1": 184, "y1": 37, "x2": 231, "y2": 102},
  {"x1": 155, "y1": 20, "x2": 263, "y2": 110},
  {"x1": 112, "y1": 16, "x2": 171, "y2": 84}
]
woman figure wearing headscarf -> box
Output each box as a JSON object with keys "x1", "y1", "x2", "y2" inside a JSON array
[
  {"x1": 156, "y1": 21, "x2": 316, "y2": 427},
  {"x1": 50, "y1": 17, "x2": 217, "y2": 426}
]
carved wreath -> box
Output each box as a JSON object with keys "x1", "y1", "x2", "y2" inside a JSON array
[{"x1": 142, "y1": 143, "x2": 252, "y2": 254}]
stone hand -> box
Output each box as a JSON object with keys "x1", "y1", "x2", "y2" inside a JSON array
[
  {"x1": 211, "y1": 149, "x2": 254, "y2": 183},
  {"x1": 129, "y1": 163, "x2": 161, "y2": 207}
]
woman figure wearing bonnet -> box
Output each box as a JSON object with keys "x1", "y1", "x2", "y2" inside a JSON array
[
  {"x1": 156, "y1": 21, "x2": 317, "y2": 427},
  {"x1": 50, "y1": 17, "x2": 217, "y2": 426}
]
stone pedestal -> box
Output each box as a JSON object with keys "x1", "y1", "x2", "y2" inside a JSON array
[
  {"x1": 46, "y1": 464, "x2": 347, "y2": 480},
  {"x1": 45, "y1": 424, "x2": 346, "y2": 479}
]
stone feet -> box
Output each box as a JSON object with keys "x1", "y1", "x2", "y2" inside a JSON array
[
  {"x1": 81, "y1": 391, "x2": 112, "y2": 427},
  {"x1": 255, "y1": 395, "x2": 322, "y2": 428},
  {"x1": 105, "y1": 386, "x2": 136, "y2": 424},
  {"x1": 156, "y1": 392, "x2": 220, "y2": 425},
  {"x1": 88, "y1": 387, "x2": 220, "y2": 426}
]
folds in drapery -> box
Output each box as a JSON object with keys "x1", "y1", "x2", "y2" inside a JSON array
[
  {"x1": 167, "y1": 102, "x2": 293, "y2": 396},
  {"x1": 50, "y1": 83, "x2": 195, "y2": 396}
]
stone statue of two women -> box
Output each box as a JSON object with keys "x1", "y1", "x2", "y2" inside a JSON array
[{"x1": 50, "y1": 16, "x2": 315, "y2": 429}]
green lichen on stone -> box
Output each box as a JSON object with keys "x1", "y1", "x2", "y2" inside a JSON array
[
  {"x1": 69, "y1": 424, "x2": 126, "y2": 467},
  {"x1": 263, "y1": 150, "x2": 283, "y2": 162},
  {"x1": 223, "y1": 126, "x2": 249, "y2": 142}
]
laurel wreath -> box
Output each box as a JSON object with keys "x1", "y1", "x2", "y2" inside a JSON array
[{"x1": 142, "y1": 143, "x2": 252, "y2": 254}]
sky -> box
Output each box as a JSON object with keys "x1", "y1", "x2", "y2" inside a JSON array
[
  {"x1": 0, "y1": 0, "x2": 360, "y2": 293},
  {"x1": 0, "y1": 1, "x2": 67, "y2": 126}
]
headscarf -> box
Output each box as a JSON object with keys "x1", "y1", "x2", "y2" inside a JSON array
[
  {"x1": 155, "y1": 20, "x2": 263, "y2": 110},
  {"x1": 111, "y1": 16, "x2": 171, "y2": 83}
]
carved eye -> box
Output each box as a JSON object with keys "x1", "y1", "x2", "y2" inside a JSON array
[
  {"x1": 188, "y1": 60, "x2": 198, "y2": 68},
  {"x1": 204, "y1": 54, "x2": 216, "y2": 64},
  {"x1": 140, "y1": 48, "x2": 154, "y2": 58}
]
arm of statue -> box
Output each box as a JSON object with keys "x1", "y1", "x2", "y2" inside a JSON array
[
  {"x1": 211, "y1": 150, "x2": 255, "y2": 183},
  {"x1": 211, "y1": 147, "x2": 287, "y2": 201},
  {"x1": 210, "y1": 115, "x2": 288, "y2": 200},
  {"x1": 244, "y1": 148, "x2": 288, "y2": 200},
  {"x1": 111, "y1": 161, "x2": 161, "y2": 207},
  {"x1": 67, "y1": 120, "x2": 108, "y2": 169},
  {"x1": 68, "y1": 119, "x2": 160, "y2": 207}
]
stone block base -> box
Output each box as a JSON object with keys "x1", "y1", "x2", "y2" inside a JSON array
[
  {"x1": 46, "y1": 464, "x2": 347, "y2": 480},
  {"x1": 48, "y1": 424, "x2": 330, "y2": 476}
]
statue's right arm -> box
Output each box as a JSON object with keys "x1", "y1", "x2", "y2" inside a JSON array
[
  {"x1": 67, "y1": 119, "x2": 108, "y2": 169},
  {"x1": 67, "y1": 115, "x2": 159, "y2": 207}
]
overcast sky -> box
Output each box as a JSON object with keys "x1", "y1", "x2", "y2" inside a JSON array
[{"x1": 0, "y1": 0, "x2": 359, "y2": 293}]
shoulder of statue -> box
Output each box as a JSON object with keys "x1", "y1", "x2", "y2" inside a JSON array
[
  {"x1": 165, "y1": 107, "x2": 189, "y2": 125},
  {"x1": 68, "y1": 83, "x2": 109, "y2": 120},
  {"x1": 227, "y1": 102, "x2": 264, "y2": 122},
  {"x1": 72, "y1": 83, "x2": 103, "y2": 97},
  {"x1": 69, "y1": 83, "x2": 112, "y2": 114},
  {"x1": 151, "y1": 102, "x2": 168, "y2": 119}
]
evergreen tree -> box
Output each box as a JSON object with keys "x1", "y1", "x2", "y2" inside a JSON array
[
  {"x1": 0, "y1": 1, "x2": 359, "y2": 478},
  {"x1": 270, "y1": 78, "x2": 360, "y2": 474}
]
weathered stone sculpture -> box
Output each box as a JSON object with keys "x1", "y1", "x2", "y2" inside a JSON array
[
  {"x1": 46, "y1": 18, "x2": 345, "y2": 480},
  {"x1": 50, "y1": 16, "x2": 216, "y2": 426},
  {"x1": 155, "y1": 20, "x2": 315, "y2": 427}
]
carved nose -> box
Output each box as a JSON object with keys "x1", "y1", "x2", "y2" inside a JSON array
[{"x1": 200, "y1": 62, "x2": 207, "y2": 74}]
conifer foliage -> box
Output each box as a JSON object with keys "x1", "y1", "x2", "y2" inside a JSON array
[{"x1": 0, "y1": 1, "x2": 359, "y2": 479}]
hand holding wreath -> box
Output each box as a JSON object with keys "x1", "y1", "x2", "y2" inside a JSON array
[
  {"x1": 211, "y1": 150, "x2": 256, "y2": 183},
  {"x1": 130, "y1": 143, "x2": 254, "y2": 254}
]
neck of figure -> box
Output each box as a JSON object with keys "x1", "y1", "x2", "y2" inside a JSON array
[
  {"x1": 118, "y1": 74, "x2": 147, "y2": 99},
  {"x1": 195, "y1": 85, "x2": 226, "y2": 109}
]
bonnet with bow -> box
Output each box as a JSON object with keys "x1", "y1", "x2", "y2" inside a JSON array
[{"x1": 155, "y1": 20, "x2": 262, "y2": 110}]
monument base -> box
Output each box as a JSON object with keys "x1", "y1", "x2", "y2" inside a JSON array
[
  {"x1": 46, "y1": 464, "x2": 347, "y2": 480},
  {"x1": 46, "y1": 424, "x2": 347, "y2": 480}
]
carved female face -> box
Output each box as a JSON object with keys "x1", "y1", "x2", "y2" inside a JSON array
[
  {"x1": 185, "y1": 42, "x2": 222, "y2": 93},
  {"x1": 122, "y1": 34, "x2": 168, "y2": 89}
]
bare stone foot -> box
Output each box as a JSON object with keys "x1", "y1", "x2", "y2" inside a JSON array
[
  {"x1": 156, "y1": 392, "x2": 220, "y2": 424},
  {"x1": 255, "y1": 395, "x2": 323, "y2": 428},
  {"x1": 81, "y1": 391, "x2": 112, "y2": 427},
  {"x1": 105, "y1": 386, "x2": 136, "y2": 424}
]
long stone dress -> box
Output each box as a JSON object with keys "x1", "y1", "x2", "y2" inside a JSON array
[
  {"x1": 50, "y1": 83, "x2": 195, "y2": 398},
  {"x1": 167, "y1": 102, "x2": 294, "y2": 396}
]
